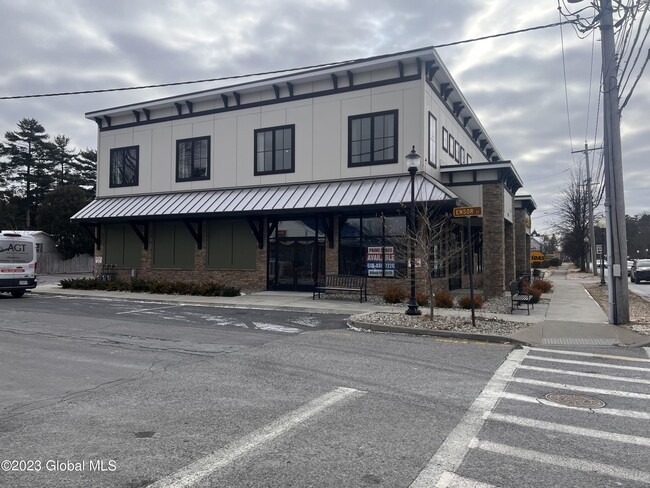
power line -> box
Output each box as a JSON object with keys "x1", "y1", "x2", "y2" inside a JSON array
[{"x1": 0, "y1": 20, "x2": 574, "y2": 101}]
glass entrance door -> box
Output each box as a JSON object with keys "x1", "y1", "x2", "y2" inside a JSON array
[{"x1": 268, "y1": 219, "x2": 325, "y2": 291}]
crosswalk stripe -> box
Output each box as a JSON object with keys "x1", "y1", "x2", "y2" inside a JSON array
[
  {"x1": 509, "y1": 377, "x2": 650, "y2": 399},
  {"x1": 471, "y1": 439, "x2": 650, "y2": 484},
  {"x1": 487, "y1": 412, "x2": 650, "y2": 446},
  {"x1": 499, "y1": 391, "x2": 650, "y2": 419},
  {"x1": 436, "y1": 471, "x2": 497, "y2": 487},
  {"x1": 525, "y1": 355, "x2": 650, "y2": 372},
  {"x1": 529, "y1": 347, "x2": 650, "y2": 363},
  {"x1": 517, "y1": 364, "x2": 650, "y2": 384}
]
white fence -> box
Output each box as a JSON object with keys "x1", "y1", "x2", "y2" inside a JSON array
[{"x1": 37, "y1": 252, "x2": 94, "y2": 274}]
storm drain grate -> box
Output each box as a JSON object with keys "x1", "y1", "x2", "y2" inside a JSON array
[{"x1": 544, "y1": 393, "x2": 606, "y2": 409}]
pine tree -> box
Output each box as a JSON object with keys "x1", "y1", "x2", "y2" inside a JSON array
[
  {"x1": 0, "y1": 118, "x2": 54, "y2": 228},
  {"x1": 70, "y1": 148, "x2": 97, "y2": 194},
  {"x1": 46, "y1": 135, "x2": 77, "y2": 187}
]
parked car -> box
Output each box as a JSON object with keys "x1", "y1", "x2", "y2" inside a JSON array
[
  {"x1": 630, "y1": 259, "x2": 650, "y2": 283},
  {"x1": 627, "y1": 259, "x2": 634, "y2": 276}
]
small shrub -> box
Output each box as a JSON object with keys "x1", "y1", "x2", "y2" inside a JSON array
[
  {"x1": 458, "y1": 294, "x2": 484, "y2": 309},
  {"x1": 523, "y1": 284, "x2": 542, "y2": 303},
  {"x1": 221, "y1": 284, "x2": 241, "y2": 297},
  {"x1": 531, "y1": 279, "x2": 553, "y2": 293},
  {"x1": 383, "y1": 286, "x2": 407, "y2": 304},
  {"x1": 434, "y1": 290, "x2": 454, "y2": 308},
  {"x1": 416, "y1": 292, "x2": 429, "y2": 306}
]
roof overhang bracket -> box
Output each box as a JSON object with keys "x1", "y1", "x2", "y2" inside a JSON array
[
  {"x1": 463, "y1": 116, "x2": 471, "y2": 127},
  {"x1": 479, "y1": 139, "x2": 488, "y2": 150},
  {"x1": 273, "y1": 84, "x2": 280, "y2": 99},
  {"x1": 183, "y1": 220, "x2": 202, "y2": 250},
  {"x1": 132, "y1": 110, "x2": 141, "y2": 123},
  {"x1": 347, "y1": 70, "x2": 354, "y2": 87},
  {"x1": 142, "y1": 108, "x2": 151, "y2": 121},
  {"x1": 175, "y1": 102, "x2": 183, "y2": 115},
  {"x1": 320, "y1": 215, "x2": 334, "y2": 249},
  {"x1": 268, "y1": 220, "x2": 278, "y2": 241},
  {"x1": 94, "y1": 117, "x2": 103, "y2": 129},
  {"x1": 129, "y1": 221, "x2": 149, "y2": 250},
  {"x1": 472, "y1": 129, "x2": 482, "y2": 141},
  {"x1": 425, "y1": 61, "x2": 439, "y2": 80},
  {"x1": 397, "y1": 61, "x2": 405, "y2": 78},
  {"x1": 486, "y1": 148, "x2": 494, "y2": 158},
  {"x1": 185, "y1": 100, "x2": 193, "y2": 114},
  {"x1": 81, "y1": 223, "x2": 101, "y2": 251},
  {"x1": 287, "y1": 82, "x2": 294, "y2": 97},
  {"x1": 221, "y1": 94, "x2": 229, "y2": 108},
  {"x1": 233, "y1": 91, "x2": 241, "y2": 106},
  {"x1": 247, "y1": 218, "x2": 264, "y2": 250},
  {"x1": 103, "y1": 116, "x2": 111, "y2": 128},
  {"x1": 331, "y1": 73, "x2": 338, "y2": 90},
  {"x1": 453, "y1": 102, "x2": 464, "y2": 116}
]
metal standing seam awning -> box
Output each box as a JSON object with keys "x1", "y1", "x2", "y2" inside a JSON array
[{"x1": 71, "y1": 173, "x2": 461, "y2": 223}]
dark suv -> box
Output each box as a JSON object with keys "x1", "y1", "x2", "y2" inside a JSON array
[{"x1": 630, "y1": 259, "x2": 650, "y2": 283}]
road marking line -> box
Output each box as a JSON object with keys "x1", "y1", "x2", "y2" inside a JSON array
[
  {"x1": 116, "y1": 305, "x2": 181, "y2": 315},
  {"x1": 499, "y1": 391, "x2": 650, "y2": 419},
  {"x1": 147, "y1": 387, "x2": 364, "y2": 488},
  {"x1": 486, "y1": 412, "x2": 650, "y2": 446},
  {"x1": 517, "y1": 364, "x2": 650, "y2": 384},
  {"x1": 436, "y1": 471, "x2": 497, "y2": 487},
  {"x1": 409, "y1": 348, "x2": 528, "y2": 488},
  {"x1": 471, "y1": 439, "x2": 650, "y2": 484},
  {"x1": 530, "y1": 347, "x2": 650, "y2": 363},
  {"x1": 509, "y1": 377, "x2": 650, "y2": 399},
  {"x1": 525, "y1": 355, "x2": 650, "y2": 372}
]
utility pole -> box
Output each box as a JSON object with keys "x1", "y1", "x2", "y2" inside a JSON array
[
  {"x1": 601, "y1": 0, "x2": 629, "y2": 324},
  {"x1": 572, "y1": 143, "x2": 601, "y2": 277}
]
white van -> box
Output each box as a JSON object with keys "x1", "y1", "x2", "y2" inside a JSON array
[{"x1": 0, "y1": 231, "x2": 38, "y2": 297}]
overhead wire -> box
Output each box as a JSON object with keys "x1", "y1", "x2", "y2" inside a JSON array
[{"x1": 0, "y1": 19, "x2": 574, "y2": 101}]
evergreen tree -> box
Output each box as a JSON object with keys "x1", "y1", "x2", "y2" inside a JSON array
[
  {"x1": 0, "y1": 118, "x2": 54, "y2": 228},
  {"x1": 36, "y1": 185, "x2": 94, "y2": 259},
  {"x1": 46, "y1": 135, "x2": 77, "y2": 187},
  {"x1": 70, "y1": 148, "x2": 97, "y2": 194}
]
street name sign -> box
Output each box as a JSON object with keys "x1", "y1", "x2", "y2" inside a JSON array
[{"x1": 452, "y1": 206, "x2": 482, "y2": 217}]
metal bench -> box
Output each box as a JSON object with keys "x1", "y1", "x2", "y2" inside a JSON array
[
  {"x1": 313, "y1": 274, "x2": 368, "y2": 303},
  {"x1": 509, "y1": 281, "x2": 534, "y2": 315}
]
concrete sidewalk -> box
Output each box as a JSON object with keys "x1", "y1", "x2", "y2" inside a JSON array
[
  {"x1": 509, "y1": 265, "x2": 649, "y2": 347},
  {"x1": 27, "y1": 268, "x2": 650, "y2": 347}
]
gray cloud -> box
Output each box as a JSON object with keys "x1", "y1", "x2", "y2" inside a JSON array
[{"x1": 0, "y1": 0, "x2": 647, "y2": 232}]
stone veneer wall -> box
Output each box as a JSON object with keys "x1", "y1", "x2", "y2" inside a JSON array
[
  {"x1": 482, "y1": 183, "x2": 506, "y2": 298},
  {"x1": 515, "y1": 208, "x2": 530, "y2": 276},
  {"x1": 504, "y1": 220, "x2": 515, "y2": 285}
]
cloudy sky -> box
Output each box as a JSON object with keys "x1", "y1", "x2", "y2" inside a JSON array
[{"x1": 1, "y1": 0, "x2": 648, "y2": 233}]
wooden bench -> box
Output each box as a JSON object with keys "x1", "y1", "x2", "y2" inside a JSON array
[
  {"x1": 313, "y1": 275, "x2": 368, "y2": 303},
  {"x1": 509, "y1": 281, "x2": 534, "y2": 315}
]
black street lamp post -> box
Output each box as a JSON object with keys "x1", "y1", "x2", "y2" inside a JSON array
[{"x1": 405, "y1": 146, "x2": 421, "y2": 316}]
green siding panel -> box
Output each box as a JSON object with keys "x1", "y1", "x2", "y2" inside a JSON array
[{"x1": 207, "y1": 220, "x2": 256, "y2": 270}]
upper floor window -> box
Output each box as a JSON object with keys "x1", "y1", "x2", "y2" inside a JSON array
[
  {"x1": 254, "y1": 125, "x2": 295, "y2": 175},
  {"x1": 348, "y1": 110, "x2": 398, "y2": 167},
  {"x1": 428, "y1": 113, "x2": 437, "y2": 168},
  {"x1": 110, "y1": 145, "x2": 139, "y2": 188},
  {"x1": 176, "y1": 136, "x2": 210, "y2": 182}
]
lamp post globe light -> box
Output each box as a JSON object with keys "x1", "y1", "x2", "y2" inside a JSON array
[{"x1": 406, "y1": 146, "x2": 422, "y2": 316}]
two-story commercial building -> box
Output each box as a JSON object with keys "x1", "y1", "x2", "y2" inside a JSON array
[{"x1": 72, "y1": 46, "x2": 536, "y2": 298}]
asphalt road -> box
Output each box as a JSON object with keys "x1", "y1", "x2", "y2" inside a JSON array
[{"x1": 1, "y1": 293, "x2": 649, "y2": 487}]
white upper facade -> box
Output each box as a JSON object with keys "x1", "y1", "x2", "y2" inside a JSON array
[{"x1": 87, "y1": 47, "x2": 503, "y2": 198}]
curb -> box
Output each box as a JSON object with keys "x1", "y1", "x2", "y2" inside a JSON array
[{"x1": 347, "y1": 316, "x2": 532, "y2": 347}]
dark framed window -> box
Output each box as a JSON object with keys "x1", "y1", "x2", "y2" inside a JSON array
[
  {"x1": 176, "y1": 136, "x2": 210, "y2": 182},
  {"x1": 467, "y1": 154, "x2": 472, "y2": 164},
  {"x1": 460, "y1": 147, "x2": 465, "y2": 165},
  {"x1": 455, "y1": 141, "x2": 461, "y2": 163},
  {"x1": 109, "y1": 146, "x2": 139, "y2": 187},
  {"x1": 348, "y1": 110, "x2": 398, "y2": 167},
  {"x1": 254, "y1": 125, "x2": 295, "y2": 175},
  {"x1": 428, "y1": 113, "x2": 437, "y2": 168},
  {"x1": 339, "y1": 214, "x2": 406, "y2": 278},
  {"x1": 442, "y1": 127, "x2": 449, "y2": 153},
  {"x1": 449, "y1": 134, "x2": 455, "y2": 160}
]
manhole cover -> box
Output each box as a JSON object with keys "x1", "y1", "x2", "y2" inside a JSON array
[{"x1": 544, "y1": 393, "x2": 606, "y2": 409}]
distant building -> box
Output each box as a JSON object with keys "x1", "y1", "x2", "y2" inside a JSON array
[{"x1": 72, "y1": 47, "x2": 536, "y2": 297}]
